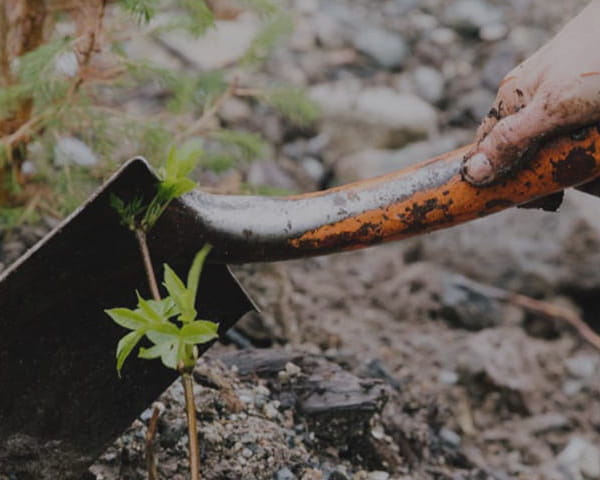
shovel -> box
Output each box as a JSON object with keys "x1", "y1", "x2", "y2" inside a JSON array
[{"x1": 1, "y1": 124, "x2": 600, "y2": 478}]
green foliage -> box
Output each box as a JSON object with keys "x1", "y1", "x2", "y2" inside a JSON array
[
  {"x1": 241, "y1": 0, "x2": 278, "y2": 17},
  {"x1": 210, "y1": 129, "x2": 266, "y2": 162},
  {"x1": 119, "y1": 0, "x2": 159, "y2": 23},
  {"x1": 111, "y1": 139, "x2": 202, "y2": 231},
  {"x1": 265, "y1": 87, "x2": 320, "y2": 126},
  {"x1": 166, "y1": 71, "x2": 226, "y2": 114},
  {"x1": 16, "y1": 38, "x2": 72, "y2": 111},
  {"x1": 106, "y1": 244, "x2": 218, "y2": 374},
  {"x1": 175, "y1": 0, "x2": 215, "y2": 36},
  {"x1": 241, "y1": 14, "x2": 293, "y2": 66}
]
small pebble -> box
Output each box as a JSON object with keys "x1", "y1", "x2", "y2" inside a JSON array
[
  {"x1": 366, "y1": 471, "x2": 389, "y2": 480},
  {"x1": 276, "y1": 467, "x2": 298, "y2": 480}
]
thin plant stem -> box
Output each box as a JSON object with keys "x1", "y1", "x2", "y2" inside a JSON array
[
  {"x1": 182, "y1": 371, "x2": 200, "y2": 480},
  {"x1": 134, "y1": 228, "x2": 161, "y2": 301},
  {"x1": 133, "y1": 229, "x2": 161, "y2": 479},
  {"x1": 145, "y1": 405, "x2": 160, "y2": 480}
]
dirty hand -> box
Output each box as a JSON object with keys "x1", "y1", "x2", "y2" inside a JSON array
[{"x1": 462, "y1": 0, "x2": 600, "y2": 186}]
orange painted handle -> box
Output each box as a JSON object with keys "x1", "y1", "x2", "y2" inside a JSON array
[{"x1": 168, "y1": 125, "x2": 600, "y2": 263}]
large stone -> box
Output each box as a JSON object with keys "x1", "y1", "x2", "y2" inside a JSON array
[
  {"x1": 310, "y1": 83, "x2": 438, "y2": 150},
  {"x1": 53, "y1": 137, "x2": 98, "y2": 167},
  {"x1": 557, "y1": 437, "x2": 600, "y2": 480},
  {"x1": 352, "y1": 27, "x2": 408, "y2": 69},
  {"x1": 412, "y1": 65, "x2": 446, "y2": 104},
  {"x1": 354, "y1": 88, "x2": 438, "y2": 136},
  {"x1": 334, "y1": 130, "x2": 469, "y2": 182},
  {"x1": 157, "y1": 12, "x2": 261, "y2": 70}
]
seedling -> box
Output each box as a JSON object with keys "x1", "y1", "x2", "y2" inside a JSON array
[{"x1": 107, "y1": 142, "x2": 217, "y2": 480}]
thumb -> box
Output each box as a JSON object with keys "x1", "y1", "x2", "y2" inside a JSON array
[{"x1": 462, "y1": 102, "x2": 549, "y2": 186}]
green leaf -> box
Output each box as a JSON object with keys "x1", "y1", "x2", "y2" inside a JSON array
[
  {"x1": 145, "y1": 297, "x2": 179, "y2": 318},
  {"x1": 116, "y1": 330, "x2": 146, "y2": 375},
  {"x1": 146, "y1": 322, "x2": 180, "y2": 344},
  {"x1": 136, "y1": 292, "x2": 164, "y2": 324},
  {"x1": 180, "y1": 320, "x2": 219, "y2": 344},
  {"x1": 139, "y1": 337, "x2": 180, "y2": 370},
  {"x1": 105, "y1": 307, "x2": 150, "y2": 330},
  {"x1": 163, "y1": 264, "x2": 189, "y2": 310},
  {"x1": 187, "y1": 243, "x2": 212, "y2": 307}
]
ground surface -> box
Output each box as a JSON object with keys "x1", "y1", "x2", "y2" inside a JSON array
[{"x1": 2, "y1": 0, "x2": 600, "y2": 479}]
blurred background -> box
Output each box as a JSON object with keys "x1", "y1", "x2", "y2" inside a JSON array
[{"x1": 2, "y1": 1, "x2": 600, "y2": 479}]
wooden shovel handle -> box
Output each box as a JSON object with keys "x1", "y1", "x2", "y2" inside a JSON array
[{"x1": 171, "y1": 125, "x2": 600, "y2": 263}]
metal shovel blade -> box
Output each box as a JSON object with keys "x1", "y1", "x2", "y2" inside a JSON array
[{"x1": 0, "y1": 158, "x2": 255, "y2": 478}]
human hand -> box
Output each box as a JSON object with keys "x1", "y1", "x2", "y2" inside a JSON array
[{"x1": 462, "y1": 0, "x2": 600, "y2": 186}]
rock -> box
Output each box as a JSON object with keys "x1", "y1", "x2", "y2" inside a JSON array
[
  {"x1": 53, "y1": 137, "x2": 98, "y2": 167},
  {"x1": 454, "y1": 88, "x2": 495, "y2": 122},
  {"x1": 376, "y1": 263, "x2": 506, "y2": 331},
  {"x1": 309, "y1": 79, "x2": 362, "y2": 117},
  {"x1": 458, "y1": 327, "x2": 549, "y2": 394},
  {"x1": 479, "y1": 23, "x2": 509, "y2": 42},
  {"x1": 301, "y1": 157, "x2": 326, "y2": 182},
  {"x1": 444, "y1": 0, "x2": 504, "y2": 34},
  {"x1": 219, "y1": 97, "x2": 252, "y2": 123},
  {"x1": 438, "y1": 370, "x2": 459, "y2": 385},
  {"x1": 314, "y1": 15, "x2": 346, "y2": 49},
  {"x1": 276, "y1": 467, "x2": 297, "y2": 480},
  {"x1": 564, "y1": 354, "x2": 598, "y2": 379},
  {"x1": 246, "y1": 160, "x2": 297, "y2": 191},
  {"x1": 412, "y1": 66, "x2": 445, "y2": 104},
  {"x1": 290, "y1": 19, "x2": 317, "y2": 52},
  {"x1": 354, "y1": 88, "x2": 437, "y2": 136},
  {"x1": 482, "y1": 44, "x2": 520, "y2": 90},
  {"x1": 327, "y1": 471, "x2": 350, "y2": 480},
  {"x1": 157, "y1": 12, "x2": 260, "y2": 70},
  {"x1": 310, "y1": 83, "x2": 437, "y2": 149},
  {"x1": 366, "y1": 472, "x2": 389, "y2": 480},
  {"x1": 334, "y1": 130, "x2": 469, "y2": 182},
  {"x1": 439, "y1": 428, "x2": 461, "y2": 448},
  {"x1": 429, "y1": 27, "x2": 457, "y2": 47},
  {"x1": 557, "y1": 437, "x2": 600, "y2": 480},
  {"x1": 438, "y1": 272, "x2": 505, "y2": 330},
  {"x1": 352, "y1": 27, "x2": 408, "y2": 69},
  {"x1": 54, "y1": 50, "x2": 78, "y2": 77}
]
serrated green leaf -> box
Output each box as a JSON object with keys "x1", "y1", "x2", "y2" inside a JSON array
[
  {"x1": 105, "y1": 307, "x2": 150, "y2": 330},
  {"x1": 116, "y1": 330, "x2": 145, "y2": 375},
  {"x1": 180, "y1": 320, "x2": 219, "y2": 344}
]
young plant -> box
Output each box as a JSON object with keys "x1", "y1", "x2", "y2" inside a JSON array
[
  {"x1": 110, "y1": 139, "x2": 202, "y2": 300},
  {"x1": 108, "y1": 142, "x2": 215, "y2": 480},
  {"x1": 107, "y1": 245, "x2": 218, "y2": 480}
]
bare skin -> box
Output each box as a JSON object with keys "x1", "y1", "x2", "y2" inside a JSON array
[{"x1": 462, "y1": 0, "x2": 600, "y2": 186}]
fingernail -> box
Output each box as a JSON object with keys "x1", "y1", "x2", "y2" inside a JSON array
[{"x1": 464, "y1": 153, "x2": 493, "y2": 184}]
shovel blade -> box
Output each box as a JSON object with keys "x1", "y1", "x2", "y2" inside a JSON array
[{"x1": 0, "y1": 158, "x2": 255, "y2": 478}]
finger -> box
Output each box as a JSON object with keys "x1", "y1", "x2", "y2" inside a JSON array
[
  {"x1": 462, "y1": 100, "x2": 551, "y2": 186},
  {"x1": 473, "y1": 79, "x2": 532, "y2": 145}
]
